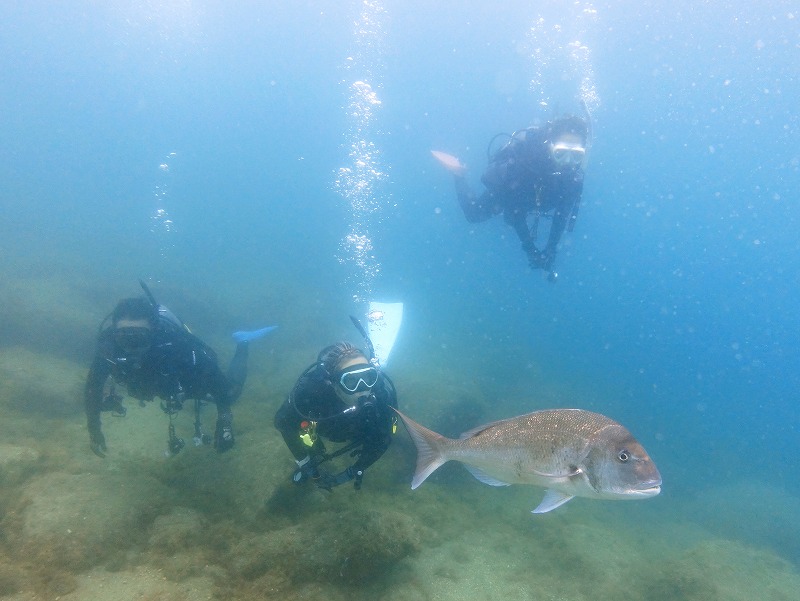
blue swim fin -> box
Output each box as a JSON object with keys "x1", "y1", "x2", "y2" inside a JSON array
[{"x1": 232, "y1": 325, "x2": 277, "y2": 344}]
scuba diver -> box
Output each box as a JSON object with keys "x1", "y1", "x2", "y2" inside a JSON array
[
  {"x1": 84, "y1": 281, "x2": 276, "y2": 457},
  {"x1": 432, "y1": 113, "x2": 591, "y2": 282},
  {"x1": 274, "y1": 317, "x2": 398, "y2": 491}
]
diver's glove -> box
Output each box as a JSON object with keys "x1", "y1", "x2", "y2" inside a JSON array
[
  {"x1": 292, "y1": 454, "x2": 323, "y2": 484},
  {"x1": 89, "y1": 428, "x2": 107, "y2": 458},
  {"x1": 214, "y1": 412, "x2": 235, "y2": 452},
  {"x1": 522, "y1": 241, "x2": 544, "y2": 269},
  {"x1": 315, "y1": 466, "x2": 363, "y2": 491}
]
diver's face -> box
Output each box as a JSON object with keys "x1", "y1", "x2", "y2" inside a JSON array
[
  {"x1": 113, "y1": 318, "x2": 153, "y2": 357},
  {"x1": 333, "y1": 355, "x2": 376, "y2": 405},
  {"x1": 550, "y1": 132, "x2": 586, "y2": 168}
]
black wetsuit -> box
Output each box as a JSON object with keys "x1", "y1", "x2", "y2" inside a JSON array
[
  {"x1": 456, "y1": 126, "x2": 584, "y2": 269},
  {"x1": 84, "y1": 320, "x2": 247, "y2": 451},
  {"x1": 274, "y1": 368, "x2": 397, "y2": 474}
]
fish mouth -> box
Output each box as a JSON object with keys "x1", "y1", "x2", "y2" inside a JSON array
[{"x1": 633, "y1": 479, "x2": 662, "y2": 496}]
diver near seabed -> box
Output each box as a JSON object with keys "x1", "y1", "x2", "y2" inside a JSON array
[
  {"x1": 84, "y1": 280, "x2": 276, "y2": 457},
  {"x1": 432, "y1": 109, "x2": 592, "y2": 282},
  {"x1": 274, "y1": 316, "x2": 398, "y2": 491}
]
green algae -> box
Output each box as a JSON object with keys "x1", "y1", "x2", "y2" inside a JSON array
[{"x1": 1, "y1": 271, "x2": 799, "y2": 601}]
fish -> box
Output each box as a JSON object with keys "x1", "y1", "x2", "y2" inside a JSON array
[{"x1": 394, "y1": 408, "x2": 662, "y2": 514}]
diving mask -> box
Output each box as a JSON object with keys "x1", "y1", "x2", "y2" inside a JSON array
[
  {"x1": 337, "y1": 364, "x2": 379, "y2": 394},
  {"x1": 114, "y1": 326, "x2": 153, "y2": 355},
  {"x1": 550, "y1": 142, "x2": 586, "y2": 167}
]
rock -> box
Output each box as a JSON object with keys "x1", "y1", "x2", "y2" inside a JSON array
[
  {"x1": 0, "y1": 347, "x2": 85, "y2": 416},
  {"x1": 0, "y1": 444, "x2": 40, "y2": 486},
  {"x1": 10, "y1": 471, "x2": 171, "y2": 571}
]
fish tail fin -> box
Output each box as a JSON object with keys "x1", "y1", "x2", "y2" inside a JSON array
[{"x1": 393, "y1": 408, "x2": 450, "y2": 490}]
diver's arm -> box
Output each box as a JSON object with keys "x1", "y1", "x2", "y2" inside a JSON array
[
  {"x1": 275, "y1": 410, "x2": 312, "y2": 461},
  {"x1": 544, "y1": 208, "x2": 568, "y2": 258},
  {"x1": 84, "y1": 355, "x2": 111, "y2": 456},
  {"x1": 351, "y1": 392, "x2": 395, "y2": 472},
  {"x1": 543, "y1": 175, "x2": 584, "y2": 267},
  {"x1": 274, "y1": 382, "x2": 326, "y2": 461},
  {"x1": 351, "y1": 433, "x2": 391, "y2": 473},
  {"x1": 508, "y1": 211, "x2": 534, "y2": 246}
]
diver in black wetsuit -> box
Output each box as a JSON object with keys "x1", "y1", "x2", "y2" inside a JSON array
[
  {"x1": 84, "y1": 287, "x2": 275, "y2": 457},
  {"x1": 274, "y1": 339, "x2": 397, "y2": 491},
  {"x1": 433, "y1": 115, "x2": 590, "y2": 280}
]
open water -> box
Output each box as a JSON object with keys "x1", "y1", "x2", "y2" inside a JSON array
[{"x1": 0, "y1": 2, "x2": 798, "y2": 600}]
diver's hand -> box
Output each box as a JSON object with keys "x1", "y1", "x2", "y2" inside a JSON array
[
  {"x1": 214, "y1": 412, "x2": 235, "y2": 452},
  {"x1": 541, "y1": 248, "x2": 556, "y2": 271},
  {"x1": 527, "y1": 250, "x2": 545, "y2": 270},
  {"x1": 292, "y1": 455, "x2": 322, "y2": 484},
  {"x1": 89, "y1": 429, "x2": 107, "y2": 458},
  {"x1": 523, "y1": 241, "x2": 544, "y2": 270},
  {"x1": 315, "y1": 466, "x2": 361, "y2": 491}
]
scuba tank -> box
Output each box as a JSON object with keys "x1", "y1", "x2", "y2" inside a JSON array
[{"x1": 139, "y1": 279, "x2": 190, "y2": 334}]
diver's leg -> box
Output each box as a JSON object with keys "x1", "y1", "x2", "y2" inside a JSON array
[{"x1": 226, "y1": 342, "x2": 249, "y2": 403}]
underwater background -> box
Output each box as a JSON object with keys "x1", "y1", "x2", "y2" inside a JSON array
[{"x1": 1, "y1": 1, "x2": 798, "y2": 599}]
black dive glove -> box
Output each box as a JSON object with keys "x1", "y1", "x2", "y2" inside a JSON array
[
  {"x1": 89, "y1": 428, "x2": 107, "y2": 458},
  {"x1": 214, "y1": 412, "x2": 234, "y2": 452},
  {"x1": 522, "y1": 240, "x2": 544, "y2": 269},
  {"x1": 315, "y1": 466, "x2": 364, "y2": 491}
]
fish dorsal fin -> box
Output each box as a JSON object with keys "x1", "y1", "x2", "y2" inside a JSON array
[
  {"x1": 458, "y1": 417, "x2": 516, "y2": 440},
  {"x1": 464, "y1": 465, "x2": 512, "y2": 487},
  {"x1": 532, "y1": 490, "x2": 575, "y2": 514}
]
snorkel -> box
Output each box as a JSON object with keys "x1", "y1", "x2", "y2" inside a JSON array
[
  {"x1": 349, "y1": 314, "x2": 378, "y2": 367},
  {"x1": 139, "y1": 279, "x2": 159, "y2": 310},
  {"x1": 138, "y1": 279, "x2": 190, "y2": 333}
]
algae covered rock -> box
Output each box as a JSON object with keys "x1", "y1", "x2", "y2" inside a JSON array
[
  {"x1": 58, "y1": 565, "x2": 215, "y2": 601},
  {"x1": 148, "y1": 506, "x2": 209, "y2": 554},
  {"x1": 0, "y1": 444, "x2": 40, "y2": 487},
  {"x1": 228, "y1": 507, "x2": 428, "y2": 586},
  {"x1": 10, "y1": 471, "x2": 171, "y2": 571},
  {"x1": 0, "y1": 347, "x2": 85, "y2": 416},
  {"x1": 645, "y1": 539, "x2": 800, "y2": 601}
]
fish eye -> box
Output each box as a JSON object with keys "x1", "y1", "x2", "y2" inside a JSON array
[{"x1": 617, "y1": 450, "x2": 630, "y2": 462}]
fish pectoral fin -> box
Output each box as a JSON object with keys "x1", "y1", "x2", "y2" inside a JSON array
[
  {"x1": 532, "y1": 490, "x2": 575, "y2": 514},
  {"x1": 530, "y1": 466, "x2": 582, "y2": 479},
  {"x1": 464, "y1": 465, "x2": 511, "y2": 487}
]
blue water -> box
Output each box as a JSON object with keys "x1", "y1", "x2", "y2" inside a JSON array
[{"x1": 1, "y1": 1, "x2": 798, "y2": 599}]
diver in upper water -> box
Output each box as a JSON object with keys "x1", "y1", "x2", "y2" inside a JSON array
[
  {"x1": 274, "y1": 323, "x2": 398, "y2": 491},
  {"x1": 432, "y1": 114, "x2": 590, "y2": 281},
  {"x1": 84, "y1": 282, "x2": 276, "y2": 457}
]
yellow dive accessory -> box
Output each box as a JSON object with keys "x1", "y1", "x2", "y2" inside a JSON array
[{"x1": 299, "y1": 420, "x2": 317, "y2": 447}]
